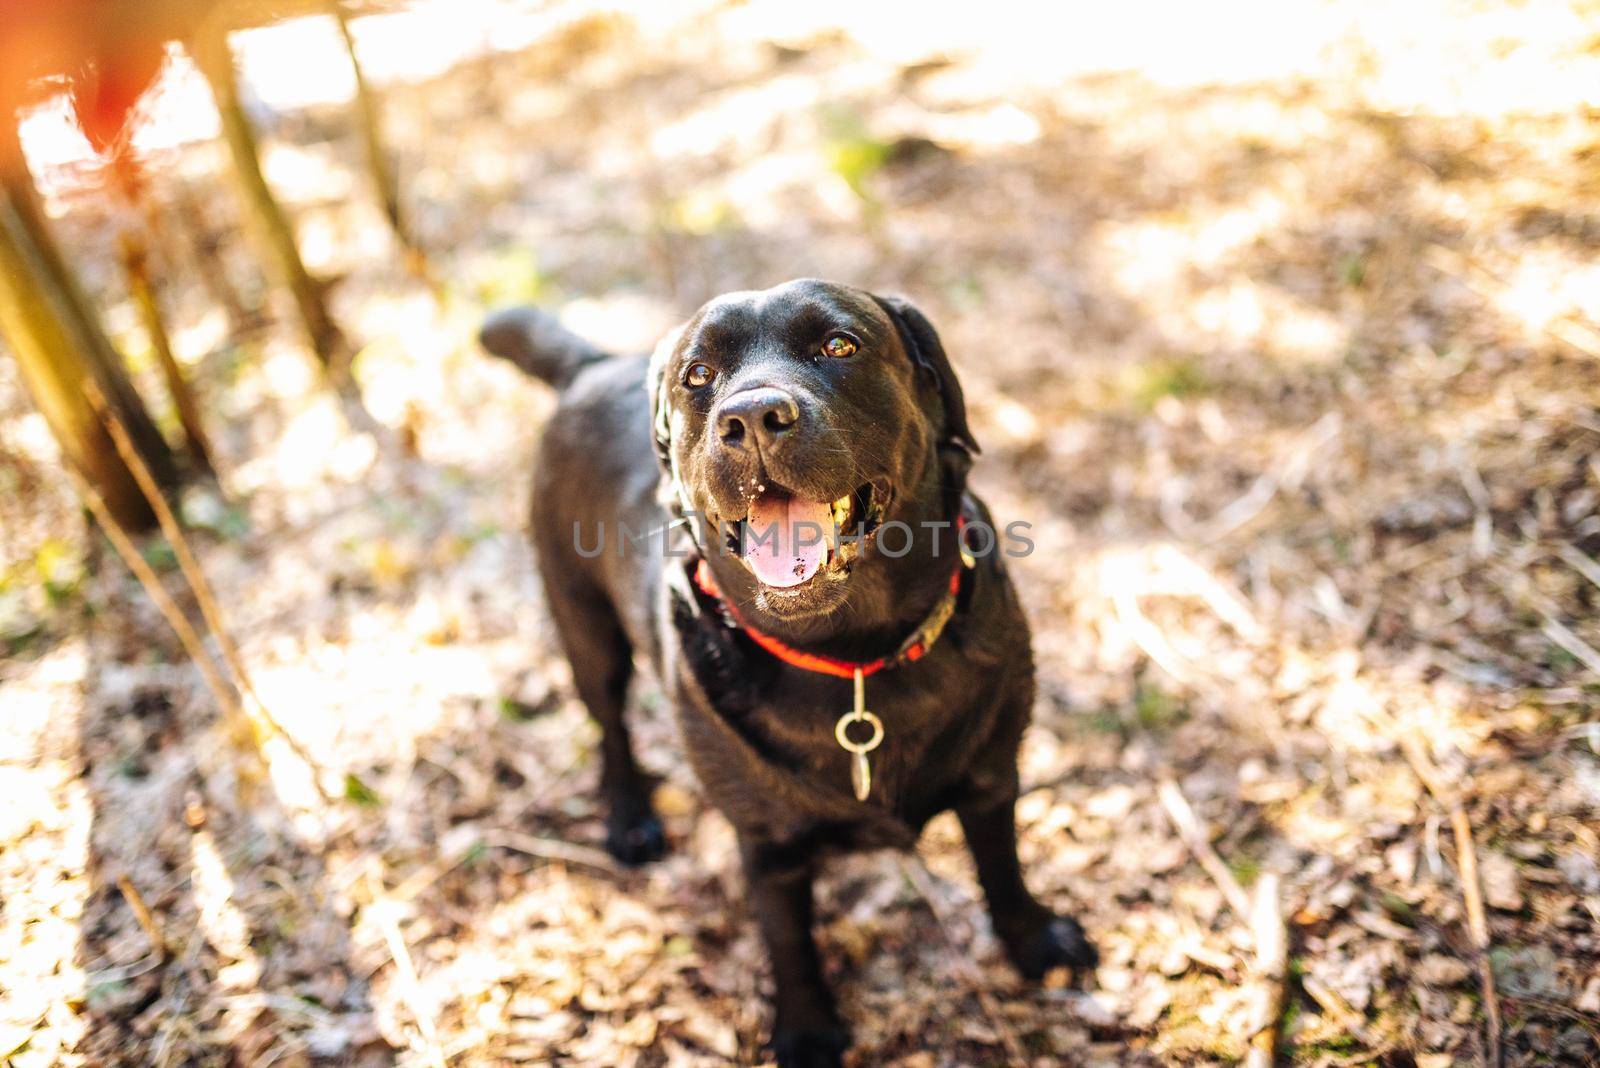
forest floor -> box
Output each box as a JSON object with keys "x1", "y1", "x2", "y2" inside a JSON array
[{"x1": 2, "y1": 1, "x2": 1599, "y2": 1065}]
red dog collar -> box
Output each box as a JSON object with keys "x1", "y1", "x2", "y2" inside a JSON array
[
  {"x1": 691, "y1": 516, "x2": 971, "y2": 680},
  {"x1": 689, "y1": 514, "x2": 975, "y2": 801}
]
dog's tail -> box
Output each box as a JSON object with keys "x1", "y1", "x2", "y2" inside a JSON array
[{"x1": 478, "y1": 307, "x2": 610, "y2": 389}]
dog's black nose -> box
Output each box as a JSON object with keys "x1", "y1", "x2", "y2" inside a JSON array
[{"x1": 716, "y1": 387, "x2": 800, "y2": 452}]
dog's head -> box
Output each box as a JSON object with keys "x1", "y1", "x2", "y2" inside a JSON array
[{"x1": 650, "y1": 279, "x2": 977, "y2": 623}]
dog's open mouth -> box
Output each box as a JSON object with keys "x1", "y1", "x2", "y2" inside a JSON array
[{"x1": 718, "y1": 481, "x2": 887, "y2": 589}]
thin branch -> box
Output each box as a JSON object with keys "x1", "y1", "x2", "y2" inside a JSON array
[
  {"x1": 1554, "y1": 542, "x2": 1600, "y2": 594},
  {"x1": 1302, "y1": 973, "x2": 1376, "y2": 1045},
  {"x1": 1162, "y1": 412, "x2": 1340, "y2": 543},
  {"x1": 1426, "y1": 242, "x2": 1600, "y2": 361},
  {"x1": 116, "y1": 874, "x2": 169, "y2": 961},
  {"x1": 116, "y1": 226, "x2": 217, "y2": 477},
  {"x1": 1244, "y1": 873, "x2": 1287, "y2": 1068},
  {"x1": 1156, "y1": 776, "x2": 1252, "y2": 918},
  {"x1": 325, "y1": 0, "x2": 437, "y2": 294},
  {"x1": 189, "y1": 22, "x2": 354, "y2": 374},
  {"x1": 1455, "y1": 450, "x2": 1493, "y2": 561},
  {"x1": 1155, "y1": 545, "x2": 1266, "y2": 644},
  {"x1": 1113, "y1": 583, "x2": 1202, "y2": 689},
  {"x1": 484, "y1": 830, "x2": 619, "y2": 874},
  {"x1": 62, "y1": 463, "x2": 245, "y2": 744},
  {"x1": 366, "y1": 876, "x2": 447, "y2": 1068},
  {"x1": 1397, "y1": 734, "x2": 1503, "y2": 1068},
  {"x1": 1158, "y1": 778, "x2": 1297, "y2": 1065},
  {"x1": 1540, "y1": 612, "x2": 1600, "y2": 677},
  {"x1": 86, "y1": 384, "x2": 334, "y2": 801}
]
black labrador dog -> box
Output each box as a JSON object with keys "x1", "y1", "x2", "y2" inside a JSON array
[{"x1": 481, "y1": 279, "x2": 1095, "y2": 1066}]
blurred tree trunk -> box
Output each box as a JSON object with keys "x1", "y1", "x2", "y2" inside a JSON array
[
  {"x1": 0, "y1": 117, "x2": 177, "y2": 526},
  {"x1": 2, "y1": 125, "x2": 178, "y2": 480},
  {"x1": 0, "y1": 169, "x2": 154, "y2": 530},
  {"x1": 189, "y1": 24, "x2": 353, "y2": 374},
  {"x1": 328, "y1": 0, "x2": 431, "y2": 283}
]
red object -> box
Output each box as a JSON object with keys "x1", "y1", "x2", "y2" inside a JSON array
[
  {"x1": 0, "y1": 1, "x2": 173, "y2": 166},
  {"x1": 692, "y1": 517, "x2": 967, "y2": 680},
  {"x1": 70, "y1": 38, "x2": 166, "y2": 154}
]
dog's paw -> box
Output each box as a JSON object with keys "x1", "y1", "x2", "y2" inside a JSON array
[
  {"x1": 771, "y1": 1024, "x2": 849, "y2": 1068},
  {"x1": 605, "y1": 811, "x2": 666, "y2": 865},
  {"x1": 1005, "y1": 914, "x2": 1099, "y2": 982}
]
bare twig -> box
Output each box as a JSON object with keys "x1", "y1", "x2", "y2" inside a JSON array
[
  {"x1": 1244, "y1": 873, "x2": 1287, "y2": 1068},
  {"x1": 1540, "y1": 612, "x2": 1600, "y2": 677},
  {"x1": 366, "y1": 879, "x2": 447, "y2": 1068},
  {"x1": 1554, "y1": 542, "x2": 1600, "y2": 594},
  {"x1": 1302, "y1": 973, "x2": 1373, "y2": 1041},
  {"x1": 1450, "y1": 803, "x2": 1503, "y2": 1068},
  {"x1": 87, "y1": 385, "x2": 333, "y2": 800},
  {"x1": 1455, "y1": 450, "x2": 1493, "y2": 561},
  {"x1": 1155, "y1": 545, "x2": 1266, "y2": 644},
  {"x1": 484, "y1": 830, "x2": 619, "y2": 874},
  {"x1": 326, "y1": 0, "x2": 438, "y2": 294},
  {"x1": 1564, "y1": 721, "x2": 1600, "y2": 756},
  {"x1": 1113, "y1": 582, "x2": 1202, "y2": 689},
  {"x1": 115, "y1": 223, "x2": 216, "y2": 478},
  {"x1": 899, "y1": 857, "x2": 1030, "y2": 1065},
  {"x1": 1501, "y1": 994, "x2": 1600, "y2": 1039},
  {"x1": 1157, "y1": 777, "x2": 1291, "y2": 1063},
  {"x1": 1163, "y1": 412, "x2": 1340, "y2": 543},
  {"x1": 1397, "y1": 734, "x2": 1503, "y2": 1068},
  {"x1": 1105, "y1": 547, "x2": 1264, "y2": 697},
  {"x1": 1156, "y1": 776, "x2": 1252, "y2": 918},
  {"x1": 63, "y1": 463, "x2": 246, "y2": 744},
  {"x1": 116, "y1": 874, "x2": 169, "y2": 960},
  {"x1": 150, "y1": 991, "x2": 193, "y2": 1068},
  {"x1": 190, "y1": 21, "x2": 353, "y2": 374}
]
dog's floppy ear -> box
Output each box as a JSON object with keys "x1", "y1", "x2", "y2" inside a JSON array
[
  {"x1": 646, "y1": 322, "x2": 687, "y2": 472},
  {"x1": 873, "y1": 295, "x2": 979, "y2": 456}
]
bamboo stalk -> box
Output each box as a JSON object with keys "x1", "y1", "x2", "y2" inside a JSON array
[
  {"x1": 189, "y1": 22, "x2": 353, "y2": 374},
  {"x1": 0, "y1": 117, "x2": 178, "y2": 494},
  {"x1": 0, "y1": 166, "x2": 153, "y2": 530},
  {"x1": 327, "y1": 0, "x2": 433, "y2": 288},
  {"x1": 117, "y1": 228, "x2": 217, "y2": 476}
]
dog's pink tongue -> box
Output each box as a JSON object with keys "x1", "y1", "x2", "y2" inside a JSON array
[{"x1": 744, "y1": 494, "x2": 831, "y2": 588}]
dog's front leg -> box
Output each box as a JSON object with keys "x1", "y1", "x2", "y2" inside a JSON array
[
  {"x1": 957, "y1": 794, "x2": 1099, "y2": 981},
  {"x1": 741, "y1": 839, "x2": 849, "y2": 1068}
]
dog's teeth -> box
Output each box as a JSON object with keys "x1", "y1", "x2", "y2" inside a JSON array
[{"x1": 832, "y1": 495, "x2": 851, "y2": 527}]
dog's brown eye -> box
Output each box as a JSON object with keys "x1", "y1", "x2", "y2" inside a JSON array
[
  {"x1": 822, "y1": 334, "x2": 857, "y2": 359},
  {"x1": 684, "y1": 362, "x2": 715, "y2": 388}
]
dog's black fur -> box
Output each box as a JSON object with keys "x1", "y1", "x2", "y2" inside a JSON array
[{"x1": 481, "y1": 280, "x2": 1095, "y2": 1067}]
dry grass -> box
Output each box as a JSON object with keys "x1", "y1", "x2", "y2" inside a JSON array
[{"x1": 2, "y1": 1, "x2": 1598, "y2": 1064}]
